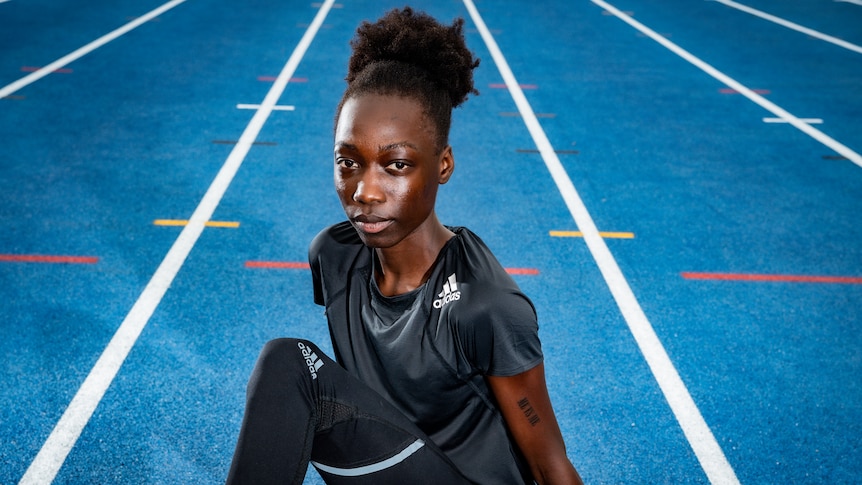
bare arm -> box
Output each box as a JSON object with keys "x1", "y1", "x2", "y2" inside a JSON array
[{"x1": 486, "y1": 363, "x2": 584, "y2": 485}]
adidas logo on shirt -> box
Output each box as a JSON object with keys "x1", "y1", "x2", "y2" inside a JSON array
[
  {"x1": 433, "y1": 273, "x2": 461, "y2": 309},
  {"x1": 297, "y1": 341, "x2": 324, "y2": 380}
]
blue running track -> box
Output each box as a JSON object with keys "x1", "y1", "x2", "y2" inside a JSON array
[{"x1": 1, "y1": 0, "x2": 860, "y2": 483}]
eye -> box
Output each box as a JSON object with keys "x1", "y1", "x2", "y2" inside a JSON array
[
  {"x1": 336, "y1": 158, "x2": 357, "y2": 169},
  {"x1": 387, "y1": 160, "x2": 410, "y2": 172}
]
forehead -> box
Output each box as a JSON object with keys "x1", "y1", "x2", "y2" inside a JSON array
[{"x1": 335, "y1": 94, "x2": 434, "y2": 145}]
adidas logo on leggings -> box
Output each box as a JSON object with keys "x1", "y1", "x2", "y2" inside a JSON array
[{"x1": 297, "y1": 341, "x2": 324, "y2": 380}]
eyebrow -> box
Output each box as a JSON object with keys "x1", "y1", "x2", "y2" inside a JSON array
[
  {"x1": 379, "y1": 141, "x2": 418, "y2": 152},
  {"x1": 334, "y1": 141, "x2": 418, "y2": 153}
]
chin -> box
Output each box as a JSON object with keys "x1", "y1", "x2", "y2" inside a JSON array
[
  {"x1": 357, "y1": 234, "x2": 399, "y2": 249},
  {"x1": 352, "y1": 225, "x2": 397, "y2": 249}
]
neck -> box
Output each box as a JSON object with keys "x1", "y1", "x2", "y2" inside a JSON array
[{"x1": 374, "y1": 216, "x2": 454, "y2": 297}]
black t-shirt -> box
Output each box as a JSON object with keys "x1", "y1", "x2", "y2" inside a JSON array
[{"x1": 309, "y1": 222, "x2": 543, "y2": 484}]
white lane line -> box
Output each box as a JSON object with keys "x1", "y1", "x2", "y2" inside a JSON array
[
  {"x1": 593, "y1": 0, "x2": 862, "y2": 169},
  {"x1": 237, "y1": 103, "x2": 295, "y2": 111},
  {"x1": 763, "y1": 117, "x2": 823, "y2": 124},
  {"x1": 712, "y1": 0, "x2": 862, "y2": 55},
  {"x1": 17, "y1": 1, "x2": 336, "y2": 483},
  {"x1": 0, "y1": 0, "x2": 188, "y2": 100},
  {"x1": 462, "y1": 1, "x2": 741, "y2": 484},
  {"x1": 835, "y1": 0, "x2": 862, "y2": 5}
]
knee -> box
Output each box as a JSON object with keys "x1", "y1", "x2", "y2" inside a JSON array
[
  {"x1": 256, "y1": 338, "x2": 313, "y2": 371},
  {"x1": 261, "y1": 338, "x2": 322, "y2": 356},
  {"x1": 250, "y1": 338, "x2": 329, "y2": 388}
]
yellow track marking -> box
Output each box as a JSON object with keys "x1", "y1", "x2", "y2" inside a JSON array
[
  {"x1": 153, "y1": 219, "x2": 240, "y2": 228},
  {"x1": 549, "y1": 230, "x2": 634, "y2": 239}
]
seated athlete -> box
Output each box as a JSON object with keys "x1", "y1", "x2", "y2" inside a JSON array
[{"x1": 226, "y1": 7, "x2": 583, "y2": 485}]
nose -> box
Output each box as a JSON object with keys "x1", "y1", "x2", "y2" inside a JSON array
[{"x1": 353, "y1": 170, "x2": 385, "y2": 205}]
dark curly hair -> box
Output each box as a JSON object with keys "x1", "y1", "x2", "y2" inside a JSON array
[{"x1": 336, "y1": 7, "x2": 480, "y2": 151}]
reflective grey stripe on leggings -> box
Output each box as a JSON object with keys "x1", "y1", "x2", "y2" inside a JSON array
[{"x1": 311, "y1": 439, "x2": 426, "y2": 477}]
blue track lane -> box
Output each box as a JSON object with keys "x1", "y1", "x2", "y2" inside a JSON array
[{"x1": 1, "y1": 0, "x2": 860, "y2": 483}]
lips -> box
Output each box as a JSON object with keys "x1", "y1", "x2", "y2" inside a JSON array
[{"x1": 352, "y1": 214, "x2": 393, "y2": 235}]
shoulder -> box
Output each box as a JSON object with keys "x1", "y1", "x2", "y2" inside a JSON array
[
  {"x1": 442, "y1": 228, "x2": 541, "y2": 375},
  {"x1": 448, "y1": 228, "x2": 529, "y2": 300},
  {"x1": 309, "y1": 221, "x2": 367, "y2": 306},
  {"x1": 309, "y1": 221, "x2": 363, "y2": 260}
]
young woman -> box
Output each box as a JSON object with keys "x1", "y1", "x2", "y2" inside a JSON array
[{"x1": 227, "y1": 7, "x2": 582, "y2": 485}]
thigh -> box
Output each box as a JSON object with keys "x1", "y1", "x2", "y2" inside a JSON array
[
  {"x1": 300, "y1": 340, "x2": 472, "y2": 484},
  {"x1": 228, "y1": 338, "x2": 473, "y2": 485}
]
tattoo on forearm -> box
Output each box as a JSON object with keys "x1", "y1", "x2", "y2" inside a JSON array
[{"x1": 517, "y1": 397, "x2": 541, "y2": 426}]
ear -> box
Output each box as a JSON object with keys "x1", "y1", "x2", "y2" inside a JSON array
[{"x1": 438, "y1": 145, "x2": 455, "y2": 184}]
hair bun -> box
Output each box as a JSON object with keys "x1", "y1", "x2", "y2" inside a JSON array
[{"x1": 347, "y1": 7, "x2": 479, "y2": 107}]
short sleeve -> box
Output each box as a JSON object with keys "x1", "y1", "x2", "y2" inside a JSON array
[
  {"x1": 308, "y1": 222, "x2": 365, "y2": 307},
  {"x1": 308, "y1": 230, "x2": 326, "y2": 306},
  {"x1": 456, "y1": 288, "x2": 543, "y2": 377}
]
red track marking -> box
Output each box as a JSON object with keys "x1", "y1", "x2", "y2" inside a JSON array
[
  {"x1": 21, "y1": 66, "x2": 73, "y2": 74},
  {"x1": 245, "y1": 261, "x2": 310, "y2": 269},
  {"x1": 490, "y1": 83, "x2": 537, "y2": 89},
  {"x1": 517, "y1": 148, "x2": 579, "y2": 155},
  {"x1": 499, "y1": 112, "x2": 556, "y2": 118},
  {"x1": 719, "y1": 88, "x2": 770, "y2": 95},
  {"x1": 212, "y1": 140, "x2": 277, "y2": 146},
  {"x1": 506, "y1": 268, "x2": 539, "y2": 275},
  {"x1": 0, "y1": 254, "x2": 98, "y2": 264},
  {"x1": 257, "y1": 76, "x2": 308, "y2": 82},
  {"x1": 681, "y1": 272, "x2": 862, "y2": 284}
]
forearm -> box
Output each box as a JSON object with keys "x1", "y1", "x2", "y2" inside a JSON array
[
  {"x1": 532, "y1": 456, "x2": 583, "y2": 485},
  {"x1": 486, "y1": 366, "x2": 584, "y2": 485}
]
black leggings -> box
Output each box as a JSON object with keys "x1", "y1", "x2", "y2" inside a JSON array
[{"x1": 226, "y1": 338, "x2": 473, "y2": 485}]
